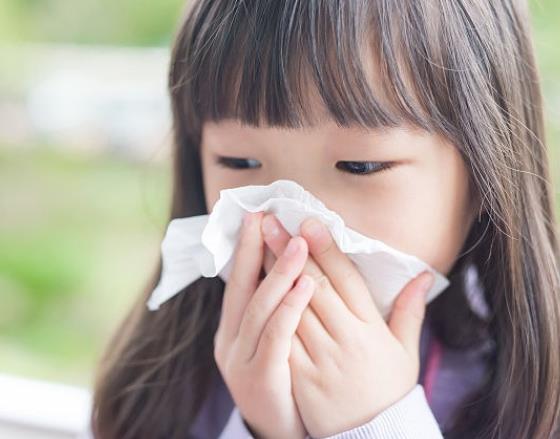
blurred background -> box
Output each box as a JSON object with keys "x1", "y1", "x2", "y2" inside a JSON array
[{"x1": 0, "y1": 0, "x2": 558, "y2": 437}]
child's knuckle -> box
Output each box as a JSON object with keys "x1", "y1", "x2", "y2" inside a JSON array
[{"x1": 312, "y1": 272, "x2": 330, "y2": 290}]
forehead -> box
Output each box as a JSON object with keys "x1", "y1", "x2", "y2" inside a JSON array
[{"x1": 200, "y1": 117, "x2": 426, "y2": 153}]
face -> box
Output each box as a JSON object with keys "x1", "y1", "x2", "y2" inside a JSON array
[{"x1": 200, "y1": 119, "x2": 478, "y2": 276}]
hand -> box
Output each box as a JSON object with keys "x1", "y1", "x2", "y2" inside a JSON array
[
  {"x1": 260, "y1": 214, "x2": 435, "y2": 438},
  {"x1": 213, "y1": 211, "x2": 314, "y2": 439}
]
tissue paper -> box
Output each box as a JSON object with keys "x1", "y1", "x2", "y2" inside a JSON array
[{"x1": 147, "y1": 179, "x2": 450, "y2": 319}]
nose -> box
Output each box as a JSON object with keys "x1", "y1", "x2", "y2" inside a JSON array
[
  {"x1": 262, "y1": 149, "x2": 330, "y2": 204},
  {"x1": 264, "y1": 173, "x2": 327, "y2": 205}
]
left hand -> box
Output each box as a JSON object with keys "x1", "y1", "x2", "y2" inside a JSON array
[{"x1": 260, "y1": 213, "x2": 436, "y2": 438}]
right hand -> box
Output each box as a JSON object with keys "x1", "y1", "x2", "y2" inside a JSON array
[{"x1": 213, "y1": 211, "x2": 316, "y2": 439}]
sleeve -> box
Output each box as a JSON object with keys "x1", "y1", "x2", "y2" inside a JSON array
[
  {"x1": 316, "y1": 384, "x2": 442, "y2": 439},
  {"x1": 219, "y1": 384, "x2": 442, "y2": 439}
]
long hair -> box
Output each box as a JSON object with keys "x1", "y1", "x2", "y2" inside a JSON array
[{"x1": 91, "y1": 1, "x2": 560, "y2": 438}]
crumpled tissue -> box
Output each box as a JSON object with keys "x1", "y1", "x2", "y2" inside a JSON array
[{"x1": 146, "y1": 179, "x2": 450, "y2": 319}]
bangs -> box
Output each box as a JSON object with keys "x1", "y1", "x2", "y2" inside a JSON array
[{"x1": 171, "y1": 0, "x2": 448, "y2": 132}]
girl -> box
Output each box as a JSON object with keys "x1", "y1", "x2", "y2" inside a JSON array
[{"x1": 91, "y1": 1, "x2": 560, "y2": 438}]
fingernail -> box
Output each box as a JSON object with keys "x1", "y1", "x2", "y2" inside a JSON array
[
  {"x1": 298, "y1": 275, "x2": 312, "y2": 290},
  {"x1": 303, "y1": 218, "x2": 324, "y2": 238},
  {"x1": 284, "y1": 238, "x2": 300, "y2": 256},
  {"x1": 262, "y1": 215, "x2": 279, "y2": 237}
]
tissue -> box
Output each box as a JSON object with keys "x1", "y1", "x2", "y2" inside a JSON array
[{"x1": 147, "y1": 179, "x2": 450, "y2": 319}]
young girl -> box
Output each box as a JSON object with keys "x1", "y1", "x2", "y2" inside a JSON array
[{"x1": 90, "y1": 0, "x2": 560, "y2": 438}]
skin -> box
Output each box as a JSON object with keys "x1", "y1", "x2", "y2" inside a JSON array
[
  {"x1": 201, "y1": 119, "x2": 478, "y2": 275},
  {"x1": 206, "y1": 119, "x2": 478, "y2": 438}
]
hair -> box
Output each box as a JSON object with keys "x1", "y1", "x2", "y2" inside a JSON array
[{"x1": 91, "y1": 1, "x2": 560, "y2": 438}]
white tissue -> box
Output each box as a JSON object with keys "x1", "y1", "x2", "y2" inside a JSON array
[{"x1": 147, "y1": 179, "x2": 450, "y2": 319}]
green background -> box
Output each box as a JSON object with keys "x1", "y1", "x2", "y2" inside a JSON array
[{"x1": 0, "y1": 0, "x2": 558, "y2": 386}]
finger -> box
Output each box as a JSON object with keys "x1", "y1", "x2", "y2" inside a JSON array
[
  {"x1": 263, "y1": 245, "x2": 275, "y2": 275},
  {"x1": 236, "y1": 236, "x2": 308, "y2": 362},
  {"x1": 255, "y1": 274, "x2": 315, "y2": 364},
  {"x1": 300, "y1": 217, "x2": 380, "y2": 324},
  {"x1": 261, "y1": 213, "x2": 293, "y2": 255},
  {"x1": 218, "y1": 211, "x2": 264, "y2": 347},
  {"x1": 296, "y1": 305, "x2": 337, "y2": 364},
  {"x1": 262, "y1": 213, "x2": 356, "y2": 344},
  {"x1": 389, "y1": 270, "x2": 434, "y2": 358},
  {"x1": 289, "y1": 333, "x2": 315, "y2": 373}
]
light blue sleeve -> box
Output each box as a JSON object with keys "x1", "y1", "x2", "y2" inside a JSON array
[{"x1": 220, "y1": 384, "x2": 442, "y2": 439}]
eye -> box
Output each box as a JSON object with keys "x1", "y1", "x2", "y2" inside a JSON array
[
  {"x1": 215, "y1": 156, "x2": 262, "y2": 169},
  {"x1": 336, "y1": 161, "x2": 395, "y2": 176}
]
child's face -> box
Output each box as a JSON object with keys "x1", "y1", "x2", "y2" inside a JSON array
[{"x1": 200, "y1": 119, "x2": 478, "y2": 275}]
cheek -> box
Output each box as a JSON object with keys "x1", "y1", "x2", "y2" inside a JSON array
[
  {"x1": 327, "y1": 165, "x2": 474, "y2": 276},
  {"x1": 387, "y1": 190, "x2": 473, "y2": 275},
  {"x1": 200, "y1": 149, "x2": 256, "y2": 211},
  {"x1": 202, "y1": 169, "x2": 268, "y2": 213}
]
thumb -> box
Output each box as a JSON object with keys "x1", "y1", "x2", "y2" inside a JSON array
[{"x1": 388, "y1": 270, "x2": 435, "y2": 358}]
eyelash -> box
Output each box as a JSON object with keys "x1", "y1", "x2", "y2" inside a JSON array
[
  {"x1": 215, "y1": 156, "x2": 395, "y2": 176},
  {"x1": 335, "y1": 161, "x2": 395, "y2": 176}
]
